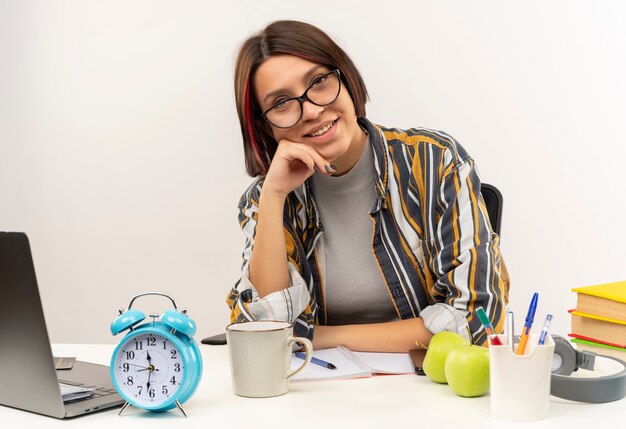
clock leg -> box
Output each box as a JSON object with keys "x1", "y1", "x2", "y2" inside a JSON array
[
  {"x1": 174, "y1": 400, "x2": 187, "y2": 418},
  {"x1": 118, "y1": 401, "x2": 132, "y2": 416}
]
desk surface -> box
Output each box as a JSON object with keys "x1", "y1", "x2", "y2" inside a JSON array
[{"x1": 0, "y1": 343, "x2": 623, "y2": 428}]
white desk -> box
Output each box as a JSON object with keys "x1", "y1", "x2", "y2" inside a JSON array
[{"x1": 0, "y1": 343, "x2": 622, "y2": 428}]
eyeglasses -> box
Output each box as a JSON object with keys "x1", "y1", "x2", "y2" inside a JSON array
[{"x1": 261, "y1": 69, "x2": 342, "y2": 129}]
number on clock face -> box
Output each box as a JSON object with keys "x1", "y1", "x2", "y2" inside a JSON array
[{"x1": 113, "y1": 332, "x2": 184, "y2": 406}]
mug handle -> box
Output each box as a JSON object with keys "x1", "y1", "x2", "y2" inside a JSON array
[{"x1": 285, "y1": 336, "x2": 313, "y2": 379}]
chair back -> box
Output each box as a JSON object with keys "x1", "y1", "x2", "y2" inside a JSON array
[{"x1": 480, "y1": 183, "x2": 503, "y2": 236}]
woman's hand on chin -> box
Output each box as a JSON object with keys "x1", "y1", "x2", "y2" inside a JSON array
[{"x1": 262, "y1": 139, "x2": 334, "y2": 199}]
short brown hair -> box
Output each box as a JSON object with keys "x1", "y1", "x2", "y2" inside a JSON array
[{"x1": 234, "y1": 20, "x2": 369, "y2": 177}]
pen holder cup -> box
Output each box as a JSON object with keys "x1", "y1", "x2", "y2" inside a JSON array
[{"x1": 489, "y1": 334, "x2": 555, "y2": 422}]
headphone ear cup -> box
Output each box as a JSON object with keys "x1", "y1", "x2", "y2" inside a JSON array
[{"x1": 552, "y1": 335, "x2": 577, "y2": 375}]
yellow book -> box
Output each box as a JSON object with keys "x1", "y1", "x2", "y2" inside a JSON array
[
  {"x1": 572, "y1": 279, "x2": 626, "y2": 302},
  {"x1": 571, "y1": 280, "x2": 626, "y2": 322}
]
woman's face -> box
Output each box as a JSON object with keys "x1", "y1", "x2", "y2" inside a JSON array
[{"x1": 253, "y1": 54, "x2": 366, "y2": 173}]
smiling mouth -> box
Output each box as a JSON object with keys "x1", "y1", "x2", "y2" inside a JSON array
[{"x1": 307, "y1": 119, "x2": 337, "y2": 137}]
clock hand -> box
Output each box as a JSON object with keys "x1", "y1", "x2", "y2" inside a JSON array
[
  {"x1": 137, "y1": 367, "x2": 160, "y2": 372},
  {"x1": 126, "y1": 363, "x2": 150, "y2": 370},
  {"x1": 140, "y1": 351, "x2": 159, "y2": 375},
  {"x1": 146, "y1": 365, "x2": 152, "y2": 391}
]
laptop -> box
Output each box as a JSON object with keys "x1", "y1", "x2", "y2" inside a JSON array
[{"x1": 0, "y1": 232, "x2": 124, "y2": 418}]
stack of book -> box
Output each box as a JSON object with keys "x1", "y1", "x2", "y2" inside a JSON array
[{"x1": 569, "y1": 279, "x2": 626, "y2": 361}]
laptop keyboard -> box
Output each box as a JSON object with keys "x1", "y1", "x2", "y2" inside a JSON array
[{"x1": 58, "y1": 379, "x2": 118, "y2": 402}]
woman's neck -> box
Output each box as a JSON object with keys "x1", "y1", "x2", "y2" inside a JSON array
[{"x1": 331, "y1": 126, "x2": 369, "y2": 176}]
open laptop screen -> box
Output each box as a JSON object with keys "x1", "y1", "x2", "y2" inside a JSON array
[{"x1": 0, "y1": 232, "x2": 123, "y2": 418}]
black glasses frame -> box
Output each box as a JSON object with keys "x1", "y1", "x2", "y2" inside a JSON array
[{"x1": 261, "y1": 69, "x2": 342, "y2": 129}]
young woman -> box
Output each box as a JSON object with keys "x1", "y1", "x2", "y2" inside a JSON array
[{"x1": 226, "y1": 20, "x2": 509, "y2": 352}]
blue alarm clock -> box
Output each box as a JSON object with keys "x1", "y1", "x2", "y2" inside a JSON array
[{"x1": 110, "y1": 292, "x2": 203, "y2": 416}]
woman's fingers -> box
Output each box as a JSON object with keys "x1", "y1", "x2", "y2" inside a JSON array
[
  {"x1": 285, "y1": 146, "x2": 317, "y2": 173},
  {"x1": 275, "y1": 140, "x2": 334, "y2": 175},
  {"x1": 288, "y1": 142, "x2": 336, "y2": 175},
  {"x1": 263, "y1": 139, "x2": 337, "y2": 197}
]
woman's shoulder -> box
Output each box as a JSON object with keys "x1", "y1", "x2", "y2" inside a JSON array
[
  {"x1": 372, "y1": 121, "x2": 471, "y2": 166},
  {"x1": 376, "y1": 123, "x2": 459, "y2": 149},
  {"x1": 237, "y1": 176, "x2": 265, "y2": 209}
]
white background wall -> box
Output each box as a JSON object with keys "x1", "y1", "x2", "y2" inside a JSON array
[{"x1": 1, "y1": 0, "x2": 625, "y2": 344}]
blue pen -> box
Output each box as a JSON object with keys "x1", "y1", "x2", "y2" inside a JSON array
[
  {"x1": 295, "y1": 352, "x2": 337, "y2": 370},
  {"x1": 538, "y1": 314, "x2": 553, "y2": 346},
  {"x1": 516, "y1": 292, "x2": 539, "y2": 355}
]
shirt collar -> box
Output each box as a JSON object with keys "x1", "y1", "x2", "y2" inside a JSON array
[{"x1": 358, "y1": 117, "x2": 388, "y2": 210}]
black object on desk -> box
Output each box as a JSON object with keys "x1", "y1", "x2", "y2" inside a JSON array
[
  {"x1": 201, "y1": 333, "x2": 227, "y2": 345},
  {"x1": 409, "y1": 349, "x2": 426, "y2": 376}
]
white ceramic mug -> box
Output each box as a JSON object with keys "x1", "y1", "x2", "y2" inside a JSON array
[{"x1": 226, "y1": 320, "x2": 312, "y2": 398}]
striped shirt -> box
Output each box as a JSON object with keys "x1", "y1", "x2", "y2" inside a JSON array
[{"x1": 226, "y1": 117, "x2": 509, "y2": 345}]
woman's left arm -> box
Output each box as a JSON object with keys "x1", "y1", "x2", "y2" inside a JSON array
[
  {"x1": 312, "y1": 318, "x2": 433, "y2": 352},
  {"x1": 420, "y1": 157, "x2": 509, "y2": 346}
]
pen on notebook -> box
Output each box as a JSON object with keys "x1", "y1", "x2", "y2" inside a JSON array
[
  {"x1": 507, "y1": 310, "x2": 515, "y2": 352},
  {"x1": 537, "y1": 314, "x2": 553, "y2": 346},
  {"x1": 476, "y1": 306, "x2": 503, "y2": 346},
  {"x1": 516, "y1": 292, "x2": 539, "y2": 355},
  {"x1": 295, "y1": 352, "x2": 337, "y2": 370}
]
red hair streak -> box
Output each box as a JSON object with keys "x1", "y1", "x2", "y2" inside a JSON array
[{"x1": 244, "y1": 78, "x2": 266, "y2": 173}]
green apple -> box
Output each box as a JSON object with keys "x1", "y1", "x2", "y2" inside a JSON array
[
  {"x1": 422, "y1": 331, "x2": 469, "y2": 384},
  {"x1": 444, "y1": 345, "x2": 490, "y2": 397}
]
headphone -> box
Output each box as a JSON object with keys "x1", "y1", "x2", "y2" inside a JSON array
[{"x1": 551, "y1": 335, "x2": 626, "y2": 403}]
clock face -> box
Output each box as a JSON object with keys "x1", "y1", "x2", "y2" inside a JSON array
[{"x1": 112, "y1": 332, "x2": 185, "y2": 407}]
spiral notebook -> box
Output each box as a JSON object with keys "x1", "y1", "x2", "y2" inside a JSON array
[{"x1": 291, "y1": 346, "x2": 413, "y2": 381}]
